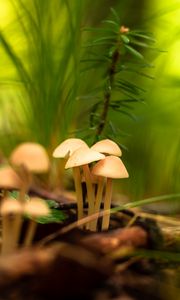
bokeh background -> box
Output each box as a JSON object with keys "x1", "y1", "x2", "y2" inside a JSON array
[{"x1": 0, "y1": 0, "x2": 179, "y2": 205}]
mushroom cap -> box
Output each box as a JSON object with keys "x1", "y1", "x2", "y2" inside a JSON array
[
  {"x1": 0, "y1": 166, "x2": 23, "y2": 190},
  {"x1": 91, "y1": 139, "x2": 122, "y2": 157},
  {"x1": 53, "y1": 138, "x2": 88, "y2": 158},
  {"x1": 24, "y1": 197, "x2": 50, "y2": 217},
  {"x1": 92, "y1": 155, "x2": 129, "y2": 179},
  {"x1": 0, "y1": 197, "x2": 23, "y2": 215},
  {"x1": 10, "y1": 142, "x2": 50, "y2": 173},
  {"x1": 65, "y1": 147, "x2": 105, "y2": 169}
]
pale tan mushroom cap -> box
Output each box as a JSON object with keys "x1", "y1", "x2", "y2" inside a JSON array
[
  {"x1": 91, "y1": 139, "x2": 122, "y2": 156},
  {"x1": 0, "y1": 198, "x2": 23, "y2": 215},
  {"x1": 0, "y1": 166, "x2": 23, "y2": 190},
  {"x1": 24, "y1": 197, "x2": 50, "y2": 217},
  {"x1": 10, "y1": 143, "x2": 50, "y2": 173},
  {"x1": 92, "y1": 155, "x2": 129, "y2": 179},
  {"x1": 53, "y1": 138, "x2": 88, "y2": 158},
  {"x1": 65, "y1": 147, "x2": 105, "y2": 169}
]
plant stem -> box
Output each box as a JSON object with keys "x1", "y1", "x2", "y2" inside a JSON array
[
  {"x1": 95, "y1": 49, "x2": 120, "y2": 139},
  {"x1": 102, "y1": 178, "x2": 112, "y2": 230}
]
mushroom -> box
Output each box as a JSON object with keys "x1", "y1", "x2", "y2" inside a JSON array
[
  {"x1": 92, "y1": 155, "x2": 129, "y2": 231},
  {"x1": 53, "y1": 138, "x2": 88, "y2": 158},
  {"x1": 90, "y1": 139, "x2": 122, "y2": 231},
  {"x1": 91, "y1": 139, "x2": 122, "y2": 157},
  {"x1": 10, "y1": 142, "x2": 50, "y2": 174},
  {"x1": 65, "y1": 146, "x2": 105, "y2": 230},
  {"x1": 0, "y1": 165, "x2": 22, "y2": 196},
  {"x1": 0, "y1": 197, "x2": 23, "y2": 255},
  {"x1": 10, "y1": 142, "x2": 50, "y2": 203},
  {"x1": 23, "y1": 197, "x2": 50, "y2": 246},
  {"x1": 53, "y1": 138, "x2": 88, "y2": 221},
  {"x1": 10, "y1": 142, "x2": 50, "y2": 246}
]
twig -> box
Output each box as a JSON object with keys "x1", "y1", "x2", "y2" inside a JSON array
[{"x1": 95, "y1": 49, "x2": 120, "y2": 139}]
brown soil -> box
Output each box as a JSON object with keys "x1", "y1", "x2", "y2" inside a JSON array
[{"x1": 0, "y1": 207, "x2": 179, "y2": 300}]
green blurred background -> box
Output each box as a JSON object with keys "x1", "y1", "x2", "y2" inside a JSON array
[{"x1": 0, "y1": 0, "x2": 179, "y2": 204}]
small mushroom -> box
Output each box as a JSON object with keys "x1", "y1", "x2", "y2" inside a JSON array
[
  {"x1": 65, "y1": 147, "x2": 105, "y2": 230},
  {"x1": 92, "y1": 155, "x2": 129, "y2": 231},
  {"x1": 53, "y1": 138, "x2": 88, "y2": 158},
  {"x1": 0, "y1": 165, "x2": 22, "y2": 195},
  {"x1": 10, "y1": 142, "x2": 50, "y2": 174},
  {"x1": 91, "y1": 139, "x2": 122, "y2": 157},
  {"x1": 0, "y1": 197, "x2": 23, "y2": 255},
  {"x1": 10, "y1": 142, "x2": 50, "y2": 246},
  {"x1": 53, "y1": 138, "x2": 88, "y2": 221},
  {"x1": 10, "y1": 142, "x2": 50, "y2": 202},
  {"x1": 90, "y1": 139, "x2": 122, "y2": 231},
  {"x1": 23, "y1": 197, "x2": 50, "y2": 246}
]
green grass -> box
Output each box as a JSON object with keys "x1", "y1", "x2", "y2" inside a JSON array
[
  {"x1": 0, "y1": 0, "x2": 179, "y2": 202},
  {"x1": 0, "y1": 0, "x2": 82, "y2": 153}
]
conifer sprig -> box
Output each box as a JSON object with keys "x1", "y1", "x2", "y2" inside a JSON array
[{"x1": 81, "y1": 8, "x2": 156, "y2": 144}]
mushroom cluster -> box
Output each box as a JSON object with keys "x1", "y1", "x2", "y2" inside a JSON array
[
  {"x1": 0, "y1": 142, "x2": 50, "y2": 255},
  {"x1": 53, "y1": 138, "x2": 129, "y2": 231},
  {"x1": 0, "y1": 138, "x2": 129, "y2": 256},
  {"x1": 0, "y1": 195, "x2": 50, "y2": 255}
]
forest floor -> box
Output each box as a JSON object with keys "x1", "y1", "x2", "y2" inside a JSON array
[{"x1": 0, "y1": 197, "x2": 180, "y2": 300}]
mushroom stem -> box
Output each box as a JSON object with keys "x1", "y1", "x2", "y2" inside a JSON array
[
  {"x1": 23, "y1": 197, "x2": 50, "y2": 247},
  {"x1": 18, "y1": 167, "x2": 32, "y2": 203},
  {"x1": 91, "y1": 176, "x2": 104, "y2": 231},
  {"x1": 0, "y1": 198, "x2": 23, "y2": 255},
  {"x1": 3, "y1": 190, "x2": 9, "y2": 198},
  {"x1": 73, "y1": 167, "x2": 84, "y2": 220},
  {"x1": 102, "y1": 178, "x2": 112, "y2": 230},
  {"x1": 11, "y1": 190, "x2": 26, "y2": 249},
  {"x1": 12, "y1": 171, "x2": 32, "y2": 249},
  {"x1": 1, "y1": 214, "x2": 13, "y2": 255},
  {"x1": 24, "y1": 220, "x2": 37, "y2": 246},
  {"x1": 82, "y1": 164, "x2": 95, "y2": 230},
  {"x1": 11, "y1": 212, "x2": 23, "y2": 249}
]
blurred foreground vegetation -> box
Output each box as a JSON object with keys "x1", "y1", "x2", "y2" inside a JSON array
[{"x1": 0, "y1": 0, "x2": 179, "y2": 204}]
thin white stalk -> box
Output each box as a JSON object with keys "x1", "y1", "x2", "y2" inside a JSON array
[
  {"x1": 73, "y1": 167, "x2": 84, "y2": 220},
  {"x1": 91, "y1": 176, "x2": 104, "y2": 231},
  {"x1": 102, "y1": 177, "x2": 112, "y2": 230},
  {"x1": 82, "y1": 164, "x2": 95, "y2": 230},
  {"x1": 24, "y1": 220, "x2": 37, "y2": 246}
]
